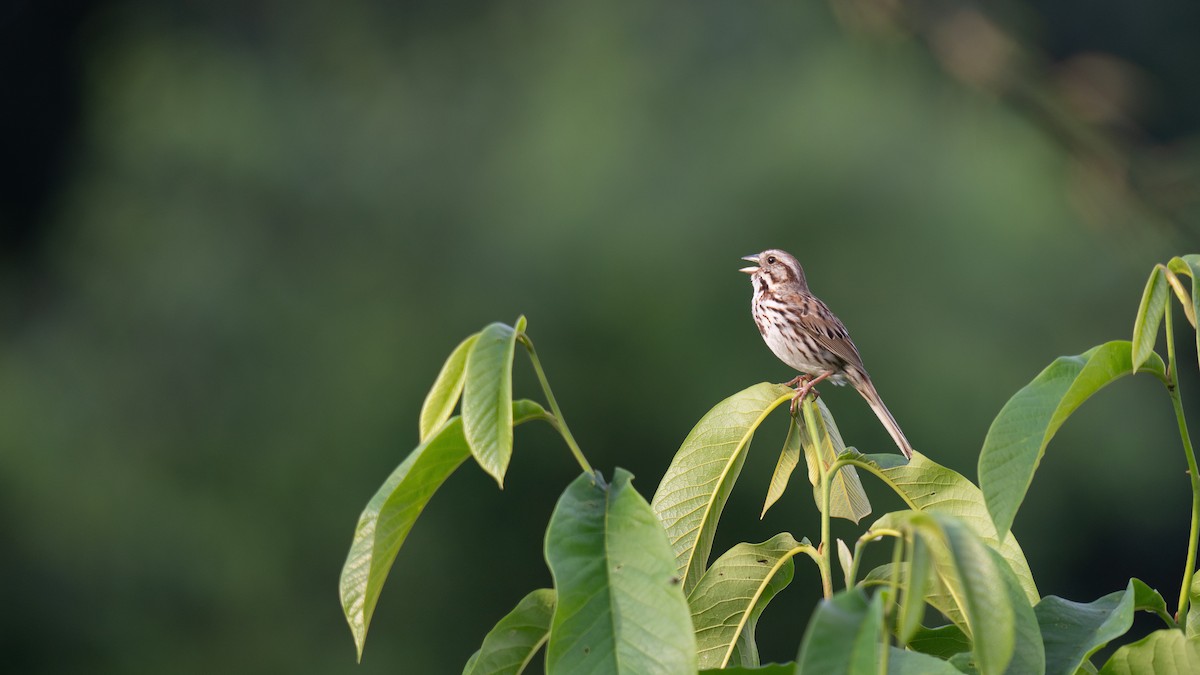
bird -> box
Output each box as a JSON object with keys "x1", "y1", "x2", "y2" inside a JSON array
[{"x1": 740, "y1": 248, "x2": 914, "y2": 459}]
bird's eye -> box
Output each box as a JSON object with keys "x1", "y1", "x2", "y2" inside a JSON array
[{"x1": 766, "y1": 256, "x2": 776, "y2": 264}]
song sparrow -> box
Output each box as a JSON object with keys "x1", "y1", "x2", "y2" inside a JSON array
[{"x1": 741, "y1": 249, "x2": 914, "y2": 459}]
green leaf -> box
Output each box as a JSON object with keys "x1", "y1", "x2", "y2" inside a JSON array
[
  {"x1": 761, "y1": 416, "x2": 802, "y2": 518},
  {"x1": 1186, "y1": 575, "x2": 1200, "y2": 638},
  {"x1": 419, "y1": 333, "x2": 480, "y2": 442},
  {"x1": 545, "y1": 469, "x2": 697, "y2": 674},
  {"x1": 1166, "y1": 255, "x2": 1200, "y2": 329},
  {"x1": 867, "y1": 511, "x2": 1025, "y2": 675},
  {"x1": 1132, "y1": 266, "x2": 1168, "y2": 373},
  {"x1": 798, "y1": 398, "x2": 872, "y2": 523},
  {"x1": 851, "y1": 451, "x2": 1039, "y2": 604},
  {"x1": 897, "y1": 535, "x2": 932, "y2": 646},
  {"x1": 979, "y1": 341, "x2": 1167, "y2": 541},
  {"x1": 886, "y1": 647, "x2": 964, "y2": 674},
  {"x1": 1036, "y1": 581, "x2": 1139, "y2": 675},
  {"x1": 689, "y1": 533, "x2": 814, "y2": 669},
  {"x1": 837, "y1": 538, "x2": 854, "y2": 589},
  {"x1": 699, "y1": 664, "x2": 795, "y2": 674},
  {"x1": 1098, "y1": 629, "x2": 1200, "y2": 674},
  {"x1": 464, "y1": 589, "x2": 555, "y2": 675},
  {"x1": 907, "y1": 624, "x2": 971, "y2": 660},
  {"x1": 651, "y1": 382, "x2": 793, "y2": 594},
  {"x1": 463, "y1": 321, "x2": 520, "y2": 486},
  {"x1": 339, "y1": 400, "x2": 547, "y2": 660},
  {"x1": 796, "y1": 588, "x2": 885, "y2": 674},
  {"x1": 1127, "y1": 579, "x2": 1172, "y2": 628}
]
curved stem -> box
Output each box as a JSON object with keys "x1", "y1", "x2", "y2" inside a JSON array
[
  {"x1": 1165, "y1": 306, "x2": 1200, "y2": 622},
  {"x1": 518, "y1": 334, "x2": 594, "y2": 478},
  {"x1": 847, "y1": 528, "x2": 904, "y2": 587}
]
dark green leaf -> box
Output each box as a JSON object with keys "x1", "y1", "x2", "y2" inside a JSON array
[
  {"x1": 419, "y1": 333, "x2": 479, "y2": 442},
  {"x1": 463, "y1": 321, "x2": 520, "y2": 486},
  {"x1": 464, "y1": 589, "x2": 555, "y2": 675},
  {"x1": 979, "y1": 341, "x2": 1166, "y2": 541},
  {"x1": 795, "y1": 588, "x2": 884, "y2": 675},
  {"x1": 907, "y1": 624, "x2": 971, "y2": 660},
  {"x1": 545, "y1": 469, "x2": 697, "y2": 674},
  {"x1": 887, "y1": 647, "x2": 964, "y2": 674},
  {"x1": 1036, "y1": 582, "x2": 1136, "y2": 675},
  {"x1": 340, "y1": 401, "x2": 546, "y2": 660},
  {"x1": 652, "y1": 382, "x2": 793, "y2": 594}
]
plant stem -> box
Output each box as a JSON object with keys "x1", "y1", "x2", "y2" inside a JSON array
[
  {"x1": 1165, "y1": 306, "x2": 1200, "y2": 622},
  {"x1": 518, "y1": 335, "x2": 594, "y2": 478},
  {"x1": 802, "y1": 397, "x2": 835, "y2": 599}
]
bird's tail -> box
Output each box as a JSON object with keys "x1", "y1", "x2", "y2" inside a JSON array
[{"x1": 849, "y1": 369, "x2": 914, "y2": 460}]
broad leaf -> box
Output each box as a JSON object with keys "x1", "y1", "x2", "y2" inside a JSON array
[
  {"x1": 1131, "y1": 266, "x2": 1167, "y2": 373},
  {"x1": 463, "y1": 319, "x2": 522, "y2": 486},
  {"x1": 979, "y1": 341, "x2": 1166, "y2": 541},
  {"x1": 689, "y1": 533, "x2": 814, "y2": 669},
  {"x1": 652, "y1": 382, "x2": 793, "y2": 593},
  {"x1": 419, "y1": 333, "x2": 479, "y2": 442},
  {"x1": 887, "y1": 647, "x2": 964, "y2": 674},
  {"x1": 907, "y1": 624, "x2": 971, "y2": 660},
  {"x1": 1036, "y1": 581, "x2": 1139, "y2": 675},
  {"x1": 699, "y1": 664, "x2": 795, "y2": 674},
  {"x1": 339, "y1": 400, "x2": 547, "y2": 660},
  {"x1": 848, "y1": 451, "x2": 1039, "y2": 604},
  {"x1": 1098, "y1": 629, "x2": 1200, "y2": 674},
  {"x1": 795, "y1": 588, "x2": 884, "y2": 675},
  {"x1": 464, "y1": 589, "x2": 555, "y2": 675},
  {"x1": 798, "y1": 398, "x2": 871, "y2": 523},
  {"x1": 868, "y1": 511, "x2": 1022, "y2": 675},
  {"x1": 545, "y1": 469, "x2": 696, "y2": 674}
]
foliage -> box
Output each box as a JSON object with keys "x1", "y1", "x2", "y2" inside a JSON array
[{"x1": 339, "y1": 255, "x2": 1200, "y2": 673}]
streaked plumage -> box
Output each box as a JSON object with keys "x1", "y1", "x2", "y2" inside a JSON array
[{"x1": 741, "y1": 248, "x2": 914, "y2": 459}]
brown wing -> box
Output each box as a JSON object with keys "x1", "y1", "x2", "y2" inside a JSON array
[{"x1": 781, "y1": 289, "x2": 865, "y2": 370}]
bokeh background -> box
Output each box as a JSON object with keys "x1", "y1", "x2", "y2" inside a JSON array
[{"x1": 4, "y1": 0, "x2": 1200, "y2": 672}]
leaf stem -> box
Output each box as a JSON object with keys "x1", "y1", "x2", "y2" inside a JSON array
[
  {"x1": 518, "y1": 334, "x2": 594, "y2": 478},
  {"x1": 1165, "y1": 305, "x2": 1200, "y2": 622},
  {"x1": 802, "y1": 396, "x2": 835, "y2": 599}
]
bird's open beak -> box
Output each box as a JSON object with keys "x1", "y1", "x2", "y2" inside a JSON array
[{"x1": 739, "y1": 254, "x2": 760, "y2": 275}]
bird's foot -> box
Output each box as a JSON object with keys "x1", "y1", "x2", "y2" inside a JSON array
[{"x1": 788, "y1": 372, "x2": 833, "y2": 415}]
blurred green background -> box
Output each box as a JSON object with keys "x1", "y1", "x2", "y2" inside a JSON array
[{"x1": 3, "y1": 0, "x2": 1199, "y2": 672}]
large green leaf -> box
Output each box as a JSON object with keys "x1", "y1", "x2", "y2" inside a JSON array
[
  {"x1": 1131, "y1": 266, "x2": 1168, "y2": 373},
  {"x1": 464, "y1": 589, "x2": 555, "y2": 675},
  {"x1": 1186, "y1": 575, "x2": 1200, "y2": 638},
  {"x1": 886, "y1": 648, "x2": 964, "y2": 674},
  {"x1": 699, "y1": 664, "x2": 795, "y2": 674},
  {"x1": 1098, "y1": 629, "x2": 1200, "y2": 674},
  {"x1": 339, "y1": 400, "x2": 547, "y2": 660},
  {"x1": 419, "y1": 333, "x2": 479, "y2": 442},
  {"x1": 651, "y1": 382, "x2": 793, "y2": 594},
  {"x1": 1035, "y1": 581, "x2": 1138, "y2": 675},
  {"x1": 795, "y1": 588, "x2": 884, "y2": 675},
  {"x1": 907, "y1": 624, "x2": 971, "y2": 660},
  {"x1": 978, "y1": 341, "x2": 1166, "y2": 541},
  {"x1": 689, "y1": 533, "x2": 815, "y2": 669},
  {"x1": 545, "y1": 469, "x2": 697, "y2": 674},
  {"x1": 463, "y1": 319, "x2": 523, "y2": 486},
  {"x1": 867, "y1": 511, "x2": 1024, "y2": 675},
  {"x1": 847, "y1": 451, "x2": 1039, "y2": 604}
]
